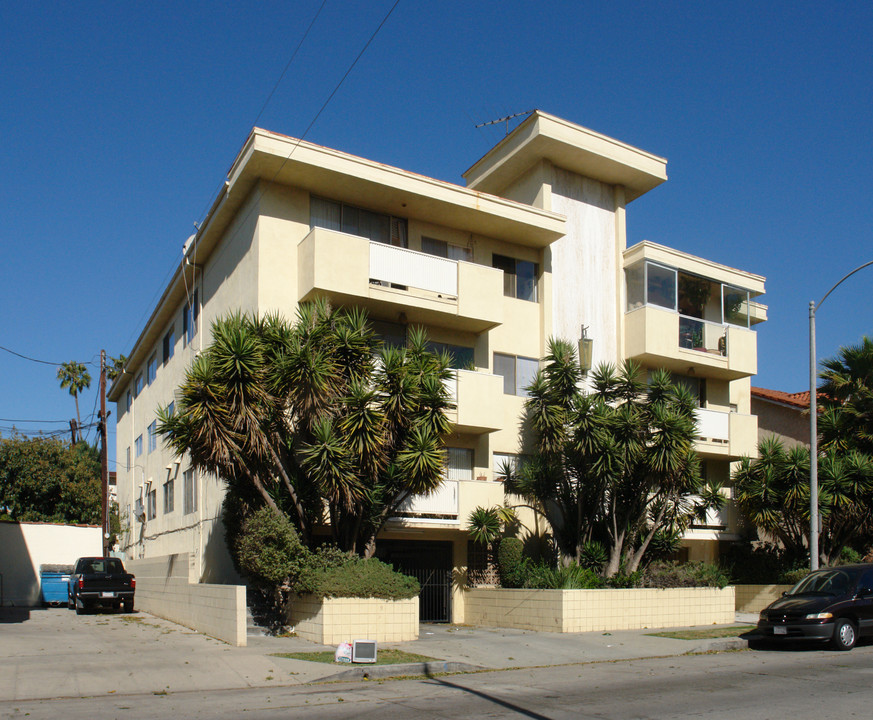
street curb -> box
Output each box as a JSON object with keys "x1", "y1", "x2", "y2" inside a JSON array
[
  {"x1": 322, "y1": 660, "x2": 485, "y2": 681},
  {"x1": 690, "y1": 637, "x2": 750, "y2": 653}
]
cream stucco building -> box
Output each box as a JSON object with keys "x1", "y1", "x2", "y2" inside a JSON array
[{"x1": 109, "y1": 111, "x2": 766, "y2": 622}]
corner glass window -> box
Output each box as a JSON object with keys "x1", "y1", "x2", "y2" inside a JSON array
[
  {"x1": 626, "y1": 262, "x2": 645, "y2": 311},
  {"x1": 493, "y1": 254, "x2": 538, "y2": 302},
  {"x1": 723, "y1": 285, "x2": 750, "y2": 328},
  {"x1": 646, "y1": 263, "x2": 677, "y2": 310}
]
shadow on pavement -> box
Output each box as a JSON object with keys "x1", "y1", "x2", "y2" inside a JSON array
[
  {"x1": 0, "y1": 607, "x2": 31, "y2": 623},
  {"x1": 425, "y1": 666, "x2": 552, "y2": 720}
]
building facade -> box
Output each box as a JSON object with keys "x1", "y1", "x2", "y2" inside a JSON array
[
  {"x1": 750, "y1": 387, "x2": 810, "y2": 449},
  {"x1": 109, "y1": 112, "x2": 766, "y2": 621}
]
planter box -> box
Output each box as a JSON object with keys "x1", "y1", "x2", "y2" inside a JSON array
[
  {"x1": 289, "y1": 595, "x2": 419, "y2": 645},
  {"x1": 734, "y1": 584, "x2": 792, "y2": 613},
  {"x1": 465, "y1": 587, "x2": 735, "y2": 633}
]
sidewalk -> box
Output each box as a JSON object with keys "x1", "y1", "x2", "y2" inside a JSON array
[{"x1": 0, "y1": 606, "x2": 757, "y2": 702}]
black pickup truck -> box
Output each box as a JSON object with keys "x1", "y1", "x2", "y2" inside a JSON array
[{"x1": 68, "y1": 557, "x2": 136, "y2": 614}]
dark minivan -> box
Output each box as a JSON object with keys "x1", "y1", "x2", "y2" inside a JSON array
[{"x1": 757, "y1": 564, "x2": 873, "y2": 650}]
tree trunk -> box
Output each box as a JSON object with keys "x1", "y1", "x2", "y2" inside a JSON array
[
  {"x1": 268, "y1": 439, "x2": 310, "y2": 544},
  {"x1": 604, "y1": 528, "x2": 625, "y2": 578}
]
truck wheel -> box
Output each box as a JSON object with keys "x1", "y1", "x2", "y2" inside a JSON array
[
  {"x1": 68, "y1": 592, "x2": 74, "y2": 610},
  {"x1": 75, "y1": 603, "x2": 86, "y2": 616},
  {"x1": 123, "y1": 600, "x2": 134, "y2": 613}
]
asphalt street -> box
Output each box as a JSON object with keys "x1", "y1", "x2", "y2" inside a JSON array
[{"x1": 3, "y1": 644, "x2": 873, "y2": 719}]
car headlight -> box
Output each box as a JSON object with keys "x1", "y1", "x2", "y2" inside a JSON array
[{"x1": 804, "y1": 612, "x2": 833, "y2": 620}]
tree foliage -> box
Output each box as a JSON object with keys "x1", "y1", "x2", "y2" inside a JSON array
[
  {"x1": 57, "y1": 360, "x2": 91, "y2": 436},
  {"x1": 734, "y1": 437, "x2": 873, "y2": 565},
  {"x1": 503, "y1": 339, "x2": 710, "y2": 577},
  {"x1": 158, "y1": 300, "x2": 453, "y2": 556},
  {"x1": 819, "y1": 335, "x2": 873, "y2": 456},
  {"x1": 0, "y1": 434, "x2": 102, "y2": 524}
]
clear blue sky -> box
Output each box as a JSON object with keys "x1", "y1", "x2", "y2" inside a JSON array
[{"x1": 2, "y1": 1, "x2": 872, "y2": 459}]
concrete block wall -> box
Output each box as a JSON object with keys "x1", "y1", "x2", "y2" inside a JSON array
[
  {"x1": 125, "y1": 553, "x2": 246, "y2": 646},
  {"x1": 735, "y1": 584, "x2": 792, "y2": 613},
  {"x1": 465, "y1": 587, "x2": 736, "y2": 632},
  {"x1": 290, "y1": 595, "x2": 419, "y2": 645}
]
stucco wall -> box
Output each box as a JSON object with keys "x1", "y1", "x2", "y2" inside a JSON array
[
  {"x1": 0, "y1": 522, "x2": 101, "y2": 607},
  {"x1": 124, "y1": 552, "x2": 246, "y2": 646},
  {"x1": 465, "y1": 586, "x2": 735, "y2": 632},
  {"x1": 751, "y1": 398, "x2": 809, "y2": 449}
]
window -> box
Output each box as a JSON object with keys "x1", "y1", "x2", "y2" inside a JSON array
[
  {"x1": 135, "y1": 434, "x2": 143, "y2": 457},
  {"x1": 421, "y1": 237, "x2": 471, "y2": 262},
  {"x1": 183, "y1": 468, "x2": 197, "y2": 515},
  {"x1": 148, "y1": 421, "x2": 157, "y2": 453},
  {"x1": 162, "y1": 328, "x2": 175, "y2": 364},
  {"x1": 493, "y1": 352, "x2": 538, "y2": 396},
  {"x1": 168, "y1": 400, "x2": 175, "y2": 417},
  {"x1": 310, "y1": 196, "x2": 407, "y2": 247},
  {"x1": 492, "y1": 254, "x2": 538, "y2": 302},
  {"x1": 147, "y1": 354, "x2": 157, "y2": 385},
  {"x1": 146, "y1": 488, "x2": 157, "y2": 520},
  {"x1": 183, "y1": 289, "x2": 199, "y2": 346},
  {"x1": 493, "y1": 452, "x2": 526, "y2": 481},
  {"x1": 427, "y1": 341, "x2": 475, "y2": 369},
  {"x1": 125, "y1": 391, "x2": 132, "y2": 412},
  {"x1": 723, "y1": 285, "x2": 750, "y2": 328},
  {"x1": 134, "y1": 373, "x2": 143, "y2": 397},
  {"x1": 445, "y1": 447, "x2": 473, "y2": 481},
  {"x1": 125, "y1": 446, "x2": 130, "y2": 471},
  {"x1": 163, "y1": 478, "x2": 174, "y2": 514}
]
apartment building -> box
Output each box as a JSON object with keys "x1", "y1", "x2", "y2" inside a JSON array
[{"x1": 109, "y1": 111, "x2": 766, "y2": 622}]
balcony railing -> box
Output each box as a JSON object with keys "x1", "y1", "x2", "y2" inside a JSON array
[
  {"x1": 679, "y1": 316, "x2": 727, "y2": 356},
  {"x1": 694, "y1": 408, "x2": 729, "y2": 443},
  {"x1": 370, "y1": 243, "x2": 458, "y2": 297},
  {"x1": 395, "y1": 480, "x2": 459, "y2": 519}
]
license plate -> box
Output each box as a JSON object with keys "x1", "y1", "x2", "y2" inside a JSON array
[
  {"x1": 100, "y1": 592, "x2": 116, "y2": 598},
  {"x1": 774, "y1": 626, "x2": 787, "y2": 635}
]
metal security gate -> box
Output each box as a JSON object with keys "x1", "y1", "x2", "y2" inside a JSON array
[{"x1": 376, "y1": 541, "x2": 453, "y2": 623}]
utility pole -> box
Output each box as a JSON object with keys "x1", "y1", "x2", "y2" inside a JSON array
[
  {"x1": 99, "y1": 350, "x2": 109, "y2": 556},
  {"x1": 69, "y1": 419, "x2": 78, "y2": 445}
]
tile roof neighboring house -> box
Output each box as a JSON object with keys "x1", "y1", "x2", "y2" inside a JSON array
[{"x1": 751, "y1": 387, "x2": 810, "y2": 409}]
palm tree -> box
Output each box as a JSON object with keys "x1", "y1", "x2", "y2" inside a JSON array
[
  {"x1": 158, "y1": 300, "x2": 453, "y2": 556},
  {"x1": 819, "y1": 336, "x2": 873, "y2": 456},
  {"x1": 506, "y1": 339, "x2": 704, "y2": 576},
  {"x1": 57, "y1": 361, "x2": 92, "y2": 438}
]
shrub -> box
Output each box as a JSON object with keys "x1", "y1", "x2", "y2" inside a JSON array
[
  {"x1": 636, "y1": 561, "x2": 729, "y2": 589},
  {"x1": 721, "y1": 542, "x2": 798, "y2": 584},
  {"x1": 498, "y1": 537, "x2": 526, "y2": 588},
  {"x1": 299, "y1": 556, "x2": 420, "y2": 600},
  {"x1": 578, "y1": 541, "x2": 608, "y2": 571},
  {"x1": 234, "y1": 507, "x2": 308, "y2": 586},
  {"x1": 839, "y1": 546, "x2": 863, "y2": 565},
  {"x1": 781, "y1": 568, "x2": 811, "y2": 586},
  {"x1": 524, "y1": 562, "x2": 603, "y2": 589}
]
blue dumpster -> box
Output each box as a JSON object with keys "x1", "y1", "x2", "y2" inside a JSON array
[{"x1": 40, "y1": 564, "x2": 73, "y2": 606}]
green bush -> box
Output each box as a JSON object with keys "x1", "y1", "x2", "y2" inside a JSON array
[
  {"x1": 524, "y1": 562, "x2": 603, "y2": 589},
  {"x1": 721, "y1": 542, "x2": 802, "y2": 584},
  {"x1": 636, "y1": 561, "x2": 729, "y2": 589},
  {"x1": 300, "y1": 556, "x2": 420, "y2": 600},
  {"x1": 781, "y1": 568, "x2": 811, "y2": 586},
  {"x1": 234, "y1": 507, "x2": 308, "y2": 585},
  {"x1": 839, "y1": 546, "x2": 863, "y2": 565},
  {"x1": 498, "y1": 537, "x2": 526, "y2": 588},
  {"x1": 578, "y1": 541, "x2": 608, "y2": 571}
]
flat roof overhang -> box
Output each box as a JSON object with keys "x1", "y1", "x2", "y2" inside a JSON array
[
  {"x1": 463, "y1": 111, "x2": 668, "y2": 202},
  {"x1": 228, "y1": 130, "x2": 566, "y2": 249}
]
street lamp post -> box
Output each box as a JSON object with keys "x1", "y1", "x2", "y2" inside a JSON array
[{"x1": 808, "y1": 259, "x2": 873, "y2": 571}]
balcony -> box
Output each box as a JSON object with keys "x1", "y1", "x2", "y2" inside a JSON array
[
  {"x1": 394, "y1": 480, "x2": 459, "y2": 524},
  {"x1": 693, "y1": 408, "x2": 757, "y2": 459},
  {"x1": 298, "y1": 227, "x2": 503, "y2": 332},
  {"x1": 443, "y1": 370, "x2": 504, "y2": 434},
  {"x1": 625, "y1": 305, "x2": 757, "y2": 380}
]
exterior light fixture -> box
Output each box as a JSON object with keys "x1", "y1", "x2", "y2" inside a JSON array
[{"x1": 578, "y1": 325, "x2": 593, "y2": 374}]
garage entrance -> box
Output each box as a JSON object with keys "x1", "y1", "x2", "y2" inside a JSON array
[{"x1": 376, "y1": 540, "x2": 453, "y2": 623}]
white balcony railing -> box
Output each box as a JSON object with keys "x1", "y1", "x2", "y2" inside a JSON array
[
  {"x1": 694, "y1": 408, "x2": 729, "y2": 443},
  {"x1": 396, "y1": 480, "x2": 459, "y2": 517},
  {"x1": 369, "y1": 243, "x2": 458, "y2": 296}
]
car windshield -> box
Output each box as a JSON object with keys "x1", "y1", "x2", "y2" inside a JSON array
[{"x1": 789, "y1": 569, "x2": 854, "y2": 596}]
